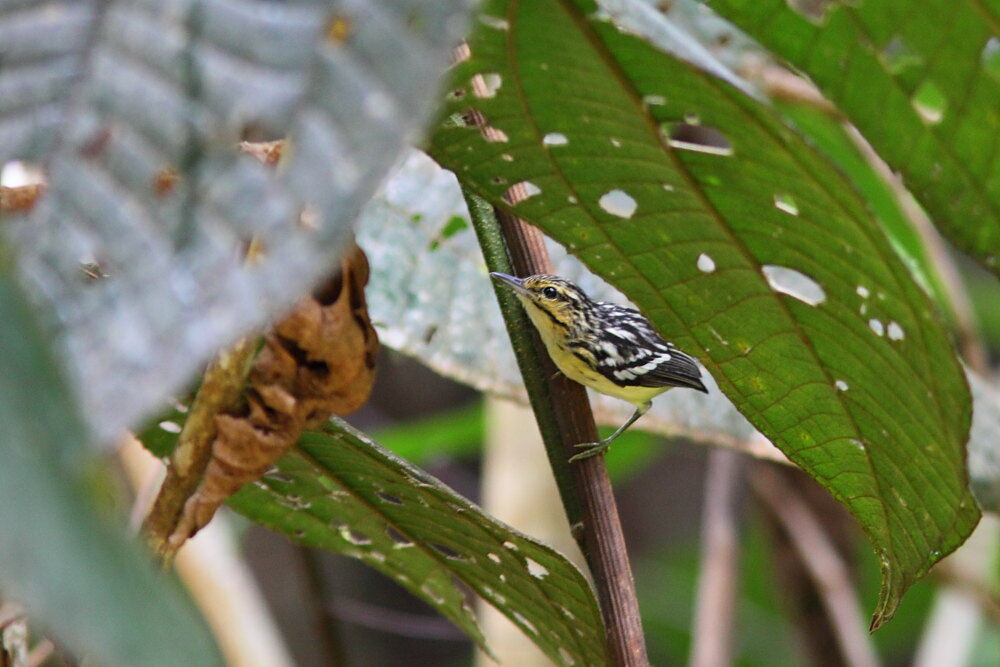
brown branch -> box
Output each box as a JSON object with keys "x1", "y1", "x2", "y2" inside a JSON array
[
  {"x1": 466, "y1": 189, "x2": 648, "y2": 665},
  {"x1": 690, "y1": 448, "x2": 745, "y2": 667},
  {"x1": 752, "y1": 464, "x2": 879, "y2": 667}
]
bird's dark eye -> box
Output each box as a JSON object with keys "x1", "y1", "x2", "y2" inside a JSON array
[{"x1": 542, "y1": 286, "x2": 559, "y2": 299}]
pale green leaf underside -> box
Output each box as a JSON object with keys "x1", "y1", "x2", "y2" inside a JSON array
[
  {"x1": 0, "y1": 0, "x2": 469, "y2": 441},
  {"x1": 707, "y1": 0, "x2": 1000, "y2": 276},
  {"x1": 0, "y1": 248, "x2": 218, "y2": 666},
  {"x1": 226, "y1": 419, "x2": 606, "y2": 667},
  {"x1": 429, "y1": 0, "x2": 979, "y2": 626}
]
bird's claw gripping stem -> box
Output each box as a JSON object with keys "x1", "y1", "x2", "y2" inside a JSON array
[{"x1": 568, "y1": 439, "x2": 613, "y2": 462}]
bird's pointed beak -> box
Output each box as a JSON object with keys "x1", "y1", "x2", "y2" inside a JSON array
[{"x1": 490, "y1": 272, "x2": 528, "y2": 295}]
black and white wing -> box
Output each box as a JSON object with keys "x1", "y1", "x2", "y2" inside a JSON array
[{"x1": 592, "y1": 303, "x2": 708, "y2": 392}]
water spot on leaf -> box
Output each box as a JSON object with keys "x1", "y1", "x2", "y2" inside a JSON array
[
  {"x1": 762, "y1": 265, "x2": 826, "y2": 305},
  {"x1": 158, "y1": 420, "x2": 181, "y2": 434},
  {"x1": 697, "y1": 253, "x2": 716, "y2": 273},
  {"x1": 773, "y1": 193, "x2": 799, "y2": 216},
  {"x1": 479, "y1": 14, "x2": 509, "y2": 30},
  {"x1": 525, "y1": 558, "x2": 549, "y2": 578},
  {"x1": 868, "y1": 318, "x2": 885, "y2": 336},
  {"x1": 887, "y1": 321, "x2": 905, "y2": 340},
  {"x1": 666, "y1": 123, "x2": 733, "y2": 156},
  {"x1": 835, "y1": 380, "x2": 849, "y2": 391},
  {"x1": 471, "y1": 72, "x2": 503, "y2": 98},
  {"x1": 543, "y1": 132, "x2": 568, "y2": 146},
  {"x1": 598, "y1": 189, "x2": 637, "y2": 218},
  {"x1": 643, "y1": 94, "x2": 667, "y2": 106}
]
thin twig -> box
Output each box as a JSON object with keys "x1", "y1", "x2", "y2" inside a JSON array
[
  {"x1": 464, "y1": 190, "x2": 648, "y2": 666},
  {"x1": 689, "y1": 448, "x2": 745, "y2": 667},
  {"x1": 752, "y1": 465, "x2": 880, "y2": 667},
  {"x1": 142, "y1": 336, "x2": 259, "y2": 564}
]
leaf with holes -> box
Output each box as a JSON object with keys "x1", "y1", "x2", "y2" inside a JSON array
[
  {"x1": 704, "y1": 0, "x2": 1000, "y2": 276},
  {"x1": 0, "y1": 0, "x2": 471, "y2": 442},
  {"x1": 428, "y1": 0, "x2": 979, "y2": 627},
  {"x1": 138, "y1": 415, "x2": 606, "y2": 666}
]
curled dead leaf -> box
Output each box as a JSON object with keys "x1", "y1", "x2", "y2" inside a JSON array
[{"x1": 169, "y1": 242, "x2": 377, "y2": 544}]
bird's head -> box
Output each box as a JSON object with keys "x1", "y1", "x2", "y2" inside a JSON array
[{"x1": 490, "y1": 273, "x2": 595, "y2": 334}]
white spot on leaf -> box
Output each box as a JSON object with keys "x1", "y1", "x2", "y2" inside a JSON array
[
  {"x1": 158, "y1": 420, "x2": 181, "y2": 434},
  {"x1": 697, "y1": 253, "x2": 716, "y2": 273},
  {"x1": 598, "y1": 189, "x2": 637, "y2": 219},
  {"x1": 479, "y1": 15, "x2": 509, "y2": 30},
  {"x1": 835, "y1": 380, "x2": 849, "y2": 391},
  {"x1": 856, "y1": 285, "x2": 870, "y2": 298},
  {"x1": 610, "y1": 137, "x2": 622, "y2": 148},
  {"x1": 643, "y1": 94, "x2": 667, "y2": 106},
  {"x1": 869, "y1": 318, "x2": 885, "y2": 336},
  {"x1": 887, "y1": 321, "x2": 905, "y2": 340},
  {"x1": 543, "y1": 132, "x2": 568, "y2": 146}
]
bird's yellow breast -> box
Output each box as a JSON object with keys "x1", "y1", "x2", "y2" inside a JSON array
[{"x1": 521, "y1": 298, "x2": 668, "y2": 406}]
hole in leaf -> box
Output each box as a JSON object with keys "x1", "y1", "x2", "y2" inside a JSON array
[
  {"x1": 856, "y1": 285, "x2": 870, "y2": 299},
  {"x1": 887, "y1": 321, "x2": 905, "y2": 340},
  {"x1": 431, "y1": 543, "x2": 463, "y2": 559},
  {"x1": 503, "y1": 181, "x2": 541, "y2": 205},
  {"x1": 610, "y1": 137, "x2": 622, "y2": 148},
  {"x1": 912, "y1": 80, "x2": 946, "y2": 124},
  {"x1": 559, "y1": 647, "x2": 576, "y2": 666},
  {"x1": 696, "y1": 253, "x2": 716, "y2": 273},
  {"x1": 503, "y1": 540, "x2": 519, "y2": 551},
  {"x1": 786, "y1": 0, "x2": 836, "y2": 24},
  {"x1": 471, "y1": 72, "x2": 503, "y2": 98},
  {"x1": 450, "y1": 42, "x2": 471, "y2": 66},
  {"x1": 761, "y1": 265, "x2": 826, "y2": 305},
  {"x1": 543, "y1": 132, "x2": 568, "y2": 146},
  {"x1": 835, "y1": 380, "x2": 849, "y2": 391},
  {"x1": 386, "y1": 526, "x2": 412, "y2": 547},
  {"x1": 643, "y1": 94, "x2": 667, "y2": 106},
  {"x1": 339, "y1": 526, "x2": 371, "y2": 545},
  {"x1": 525, "y1": 558, "x2": 549, "y2": 578},
  {"x1": 982, "y1": 37, "x2": 1000, "y2": 79},
  {"x1": 598, "y1": 189, "x2": 637, "y2": 219},
  {"x1": 666, "y1": 123, "x2": 733, "y2": 156},
  {"x1": 881, "y1": 37, "x2": 922, "y2": 75},
  {"x1": 773, "y1": 193, "x2": 799, "y2": 216},
  {"x1": 479, "y1": 14, "x2": 509, "y2": 30},
  {"x1": 487, "y1": 552, "x2": 502, "y2": 564},
  {"x1": 868, "y1": 318, "x2": 885, "y2": 336},
  {"x1": 158, "y1": 420, "x2": 181, "y2": 434},
  {"x1": 513, "y1": 612, "x2": 537, "y2": 635},
  {"x1": 377, "y1": 491, "x2": 404, "y2": 505}
]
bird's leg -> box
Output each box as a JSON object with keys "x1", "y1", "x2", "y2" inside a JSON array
[{"x1": 569, "y1": 401, "x2": 651, "y2": 462}]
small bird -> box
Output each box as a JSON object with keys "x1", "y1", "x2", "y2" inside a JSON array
[{"x1": 490, "y1": 273, "x2": 708, "y2": 462}]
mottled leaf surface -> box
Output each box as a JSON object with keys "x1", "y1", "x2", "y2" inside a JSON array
[
  {"x1": 428, "y1": 0, "x2": 979, "y2": 626},
  {"x1": 706, "y1": 0, "x2": 1000, "y2": 276},
  {"x1": 0, "y1": 0, "x2": 470, "y2": 441},
  {"x1": 0, "y1": 246, "x2": 218, "y2": 666},
  {"x1": 140, "y1": 414, "x2": 606, "y2": 666}
]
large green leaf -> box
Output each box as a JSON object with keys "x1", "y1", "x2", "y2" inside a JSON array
[
  {"x1": 429, "y1": 0, "x2": 979, "y2": 626},
  {"x1": 705, "y1": 0, "x2": 1000, "y2": 276},
  {"x1": 0, "y1": 245, "x2": 219, "y2": 666},
  {"x1": 139, "y1": 414, "x2": 607, "y2": 666}
]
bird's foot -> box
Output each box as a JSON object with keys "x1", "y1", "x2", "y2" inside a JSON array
[{"x1": 568, "y1": 439, "x2": 612, "y2": 463}]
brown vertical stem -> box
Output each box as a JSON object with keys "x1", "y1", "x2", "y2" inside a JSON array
[{"x1": 466, "y1": 189, "x2": 648, "y2": 666}]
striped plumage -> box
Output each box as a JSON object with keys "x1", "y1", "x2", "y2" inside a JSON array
[{"x1": 490, "y1": 273, "x2": 707, "y2": 461}]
